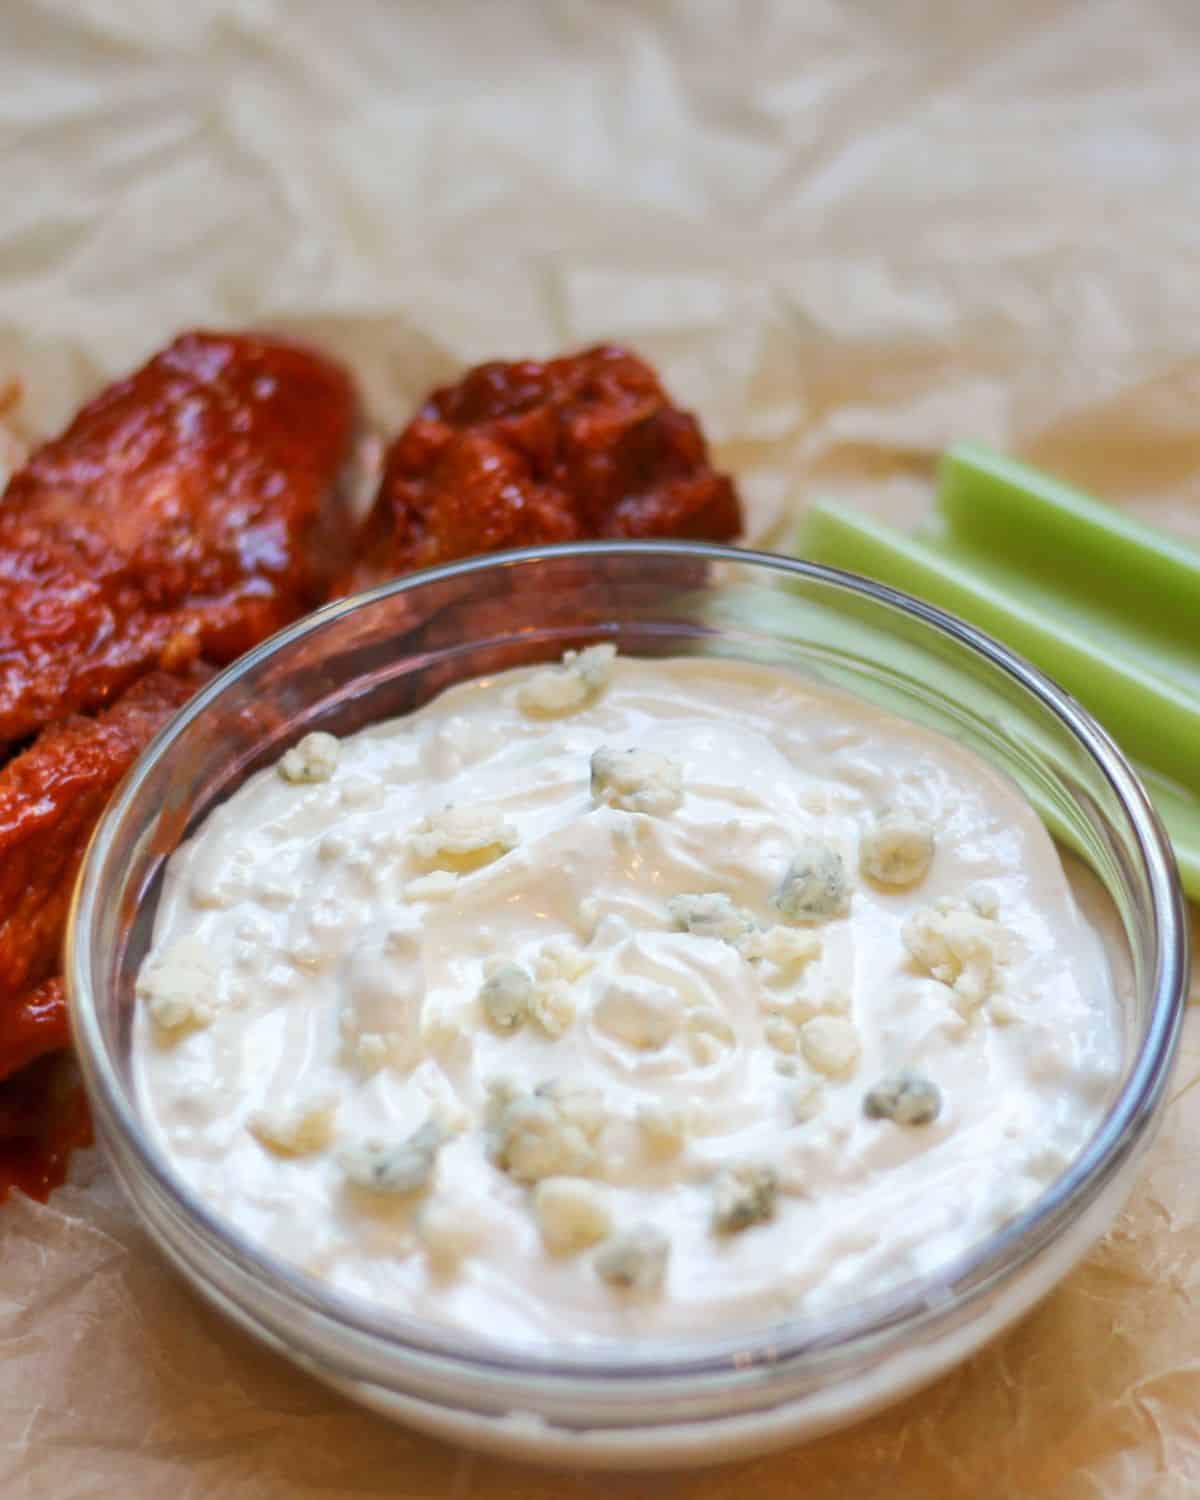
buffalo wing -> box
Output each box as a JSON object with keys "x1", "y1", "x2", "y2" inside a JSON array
[
  {"x1": 0, "y1": 671, "x2": 205, "y2": 1073},
  {"x1": 340, "y1": 345, "x2": 741, "y2": 592},
  {"x1": 0, "y1": 331, "x2": 358, "y2": 746}
]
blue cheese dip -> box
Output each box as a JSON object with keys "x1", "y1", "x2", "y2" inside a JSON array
[{"x1": 132, "y1": 648, "x2": 1121, "y2": 1347}]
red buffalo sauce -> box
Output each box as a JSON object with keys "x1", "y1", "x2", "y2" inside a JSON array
[{"x1": 0, "y1": 1051, "x2": 92, "y2": 1203}]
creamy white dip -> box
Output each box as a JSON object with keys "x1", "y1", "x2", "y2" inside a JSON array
[{"x1": 132, "y1": 650, "x2": 1121, "y2": 1347}]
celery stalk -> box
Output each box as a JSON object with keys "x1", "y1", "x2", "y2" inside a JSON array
[
  {"x1": 796, "y1": 502, "x2": 1200, "y2": 896},
  {"x1": 938, "y1": 444, "x2": 1200, "y2": 674}
]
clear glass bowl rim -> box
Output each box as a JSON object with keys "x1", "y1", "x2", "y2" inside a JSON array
[{"x1": 67, "y1": 540, "x2": 1188, "y2": 1383}]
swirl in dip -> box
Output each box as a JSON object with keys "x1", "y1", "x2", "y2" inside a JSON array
[{"x1": 132, "y1": 649, "x2": 1120, "y2": 1346}]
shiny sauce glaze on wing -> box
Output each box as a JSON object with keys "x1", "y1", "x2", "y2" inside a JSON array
[
  {"x1": 0, "y1": 670, "x2": 206, "y2": 1041},
  {"x1": 0, "y1": 329, "x2": 360, "y2": 1202},
  {"x1": 0, "y1": 331, "x2": 359, "y2": 747},
  {"x1": 339, "y1": 345, "x2": 742, "y2": 592},
  {"x1": 0, "y1": 977, "x2": 71, "y2": 1083},
  {"x1": 0, "y1": 672, "x2": 206, "y2": 1200}
]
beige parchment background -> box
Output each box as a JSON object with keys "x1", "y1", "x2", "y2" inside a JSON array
[{"x1": 2, "y1": 2, "x2": 1200, "y2": 1495}]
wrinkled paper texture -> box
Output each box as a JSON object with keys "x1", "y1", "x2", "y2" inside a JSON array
[{"x1": 2, "y1": 1, "x2": 1199, "y2": 1494}]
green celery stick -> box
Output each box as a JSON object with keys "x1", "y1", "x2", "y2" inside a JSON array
[
  {"x1": 938, "y1": 444, "x2": 1200, "y2": 665},
  {"x1": 926, "y1": 531, "x2": 1200, "y2": 698},
  {"x1": 799, "y1": 503, "x2": 1199, "y2": 793},
  {"x1": 796, "y1": 502, "x2": 1200, "y2": 896}
]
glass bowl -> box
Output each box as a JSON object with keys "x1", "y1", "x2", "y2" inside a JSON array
[{"x1": 67, "y1": 542, "x2": 1187, "y2": 1469}]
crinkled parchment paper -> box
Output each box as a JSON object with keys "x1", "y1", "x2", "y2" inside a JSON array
[{"x1": 2, "y1": 2, "x2": 1200, "y2": 1494}]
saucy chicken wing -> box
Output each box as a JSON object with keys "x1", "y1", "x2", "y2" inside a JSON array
[
  {"x1": 0, "y1": 331, "x2": 358, "y2": 746},
  {"x1": 0, "y1": 670, "x2": 204, "y2": 1076},
  {"x1": 339, "y1": 345, "x2": 741, "y2": 591}
]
